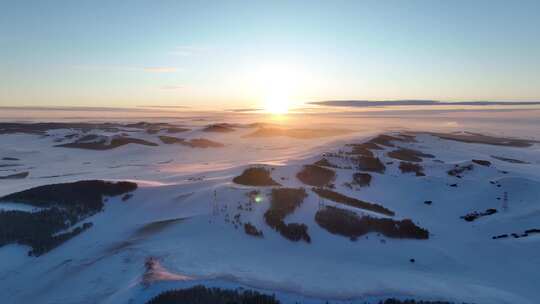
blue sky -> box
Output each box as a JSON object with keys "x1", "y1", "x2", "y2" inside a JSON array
[{"x1": 1, "y1": 0, "x2": 539, "y2": 109}]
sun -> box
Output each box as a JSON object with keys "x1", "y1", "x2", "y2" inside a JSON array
[
  {"x1": 263, "y1": 94, "x2": 290, "y2": 114},
  {"x1": 250, "y1": 63, "x2": 301, "y2": 115}
]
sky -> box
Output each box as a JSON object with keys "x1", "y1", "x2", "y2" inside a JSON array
[{"x1": 1, "y1": 0, "x2": 540, "y2": 110}]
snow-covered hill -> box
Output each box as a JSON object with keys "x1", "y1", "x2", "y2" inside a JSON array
[{"x1": 0, "y1": 121, "x2": 539, "y2": 304}]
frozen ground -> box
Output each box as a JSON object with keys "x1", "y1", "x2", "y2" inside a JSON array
[{"x1": 0, "y1": 106, "x2": 539, "y2": 304}]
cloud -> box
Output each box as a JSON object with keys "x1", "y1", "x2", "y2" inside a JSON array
[
  {"x1": 73, "y1": 65, "x2": 179, "y2": 73},
  {"x1": 143, "y1": 67, "x2": 178, "y2": 73}
]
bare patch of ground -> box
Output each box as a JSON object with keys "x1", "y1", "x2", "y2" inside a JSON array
[{"x1": 143, "y1": 257, "x2": 193, "y2": 286}]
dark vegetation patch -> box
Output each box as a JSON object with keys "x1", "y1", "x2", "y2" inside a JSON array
[
  {"x1": 145, "y1": 285, "x2": 466, "y2": 304},
  {"x1": 399, "y1": 162, "x2": 425, "y2": 176},
  {"x1": 346, "y1": 142, "x2": 384, "y2": 151},
  {"x1": 447, "y1": 164, "x2": 474, "y2": 177},
  {"x1": 355, "y1": 156, "x2": 386, "y2": 173},
  {"x1": 368, "y1": 134, "x2": 411, "y2": 147},
  {"x1": 315, "y1": 206, "x2": 428, "y2": 240},
  {"x1": 0, "y1": 164, "x2": 21, "y2": 168},
  {"x1": 57, "y1": 136, "x2": 158, "y2": 150},
  {"x1": 491, "y1": 155, "x2": 529, "y2": 164},
  {"x1": 159, "y1": 136, "x2": 224, "y2": 148},
  {"x1": 0, "y1": 122, "x2": 122, "y2": 135},
  {"x1": 233, "y1": 167, "x2": 281, "y2": 186},
  {"x1": 296, "y1": 165, "x2": 336, "y2": 187},
  {"x1": 347, "y1": 144, "x2": 374, "y2": 157},
  {"x1": 186, "y1": 138, "x2": 224, "y2": 148},
  {"x1": 352, "y1": 172, "x2": 372, "y2": 187},
  {"x1": 0, "y1": 180, "x2": 137, "y2": 256},
  {"x1": 0, "y1": 171, "x2": 29, "y2": 179},
  {"x1": 377, "y1": 299, "x2": 467, "y2": 304},
  {"x1": 145, "y1": 285, "x2": 280, "y2": 304},
  {"x1": 146, "y1": 126, "x2": 190, "y2": 134},
  {"x1": 492, "y1": 229, "x2": 540, "y2": 240},
  {"x1": 387, "y1": 148, "x2": 434, "y2": 162},
  {"x1": 461, "y1": 208, "x2": 497, "y2": 222},
  {"x1": 244, "y1": 222, "x2": 264, "y2": 238},
  {"x1": 312, "y1": 188, "x2": 394, "y2": 216},
  {"x1": 429, "y1": 132, "x2": 538, "y2": 147},
  {"x1": 203, "y1": 123, "x2": 236, "y2": 133},
  {"x1": 313, "y1": 158, "x2": 340, "y2": 168},
  {"x1": 265, "y1": 188, "x2": 310, "y2": 242},
  {"x1": 159, "y1": 135, "x2": 184, "y2": 144},
  {"x1": 0, "y1": 122, "x2": 182, "y2": 135},
  {"x1": 472, "y1": 159, "x2": 491, "y2": 166},
  {"x1": 1, "y1": 157, "x2": 19, "y2": 161},
  {"x1": 166, "y1": 127, "x2": 190, "y2": 133}
]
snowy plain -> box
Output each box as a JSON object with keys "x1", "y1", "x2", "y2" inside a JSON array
[{"x1": 0, "y1": 106, "x2": 539, "y2": 304}]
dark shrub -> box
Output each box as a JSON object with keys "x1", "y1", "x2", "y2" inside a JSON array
[
  {"x1": 461, "y1": 208, "x2": 497, "y2": 222},
  {"x1": 355, "y1": 156, "x2": 386, "y2": 173},
  {"x1": 491, "y1": 155, "x2": 529, "y2": 164},
  {"x1": 378, "y1": 298, "x2": 460, "y2": 304},
  {"x1": 233, "y1": 167, "x2": 281, "y2": 186},
  {"x1": 368, "y1": 134, "x2": 406, "y2": 147},
  {"x1": 57, "y1": 136, "x2": 158, "y2": 150},
  {"x1": 160, "y1": 136, "x2": 224, "y2": 148},
  {"x1": 264, "y1": 188, "x2": 310, "y2": 242},
  {"x1": 146, "y1": 285, "x2": 280, "y2": 304},
  {"x1": 296, "y1": 165, "x2": 336, "y2": 186},
  {"x1": 447, "y1": 164, "x2": 473, "y2": 176},
  {"x1": 0, "y1": 171, "x2": 29, "y2": 179},
  {"x1": 244, "y1": 222, "x2": 263, "y2": 238},
  {"x1": 203, "y1": 123, "x2": 235, "y2": 133},
  {"x1": 348, "y1": 145, "x2": 374, "y2": 157},
  {"x1": 315, "y1": 206, "x2": 429, "y2": 239},
  {"x1": 347, "y1": 142, "x2": 383, "y2": 151},
  {"x1": 159, "y1": 135, "x2": 185, "y2": 144},
  {"x1": 313, "y1": 158, "x2": 339, "y2": 168},
  {"x1": 472, "y1": 159, "x2": 491, "y2": 166},
  {"x1": 387, "y1": 148, "x2": 434, "y2": 162},
  {"x1": 313, "y1": 188, "x2": 394, "y2": 216},
  {"x1": 353, "y1": 172, "x2": 372, "y2": 187},
  {"x1": 399, "y1": 162, "x2": 425, "y2": 176}
]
